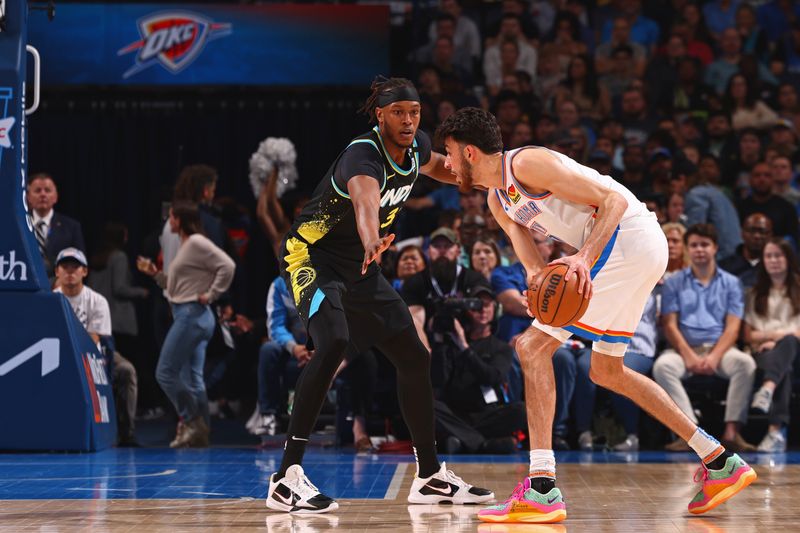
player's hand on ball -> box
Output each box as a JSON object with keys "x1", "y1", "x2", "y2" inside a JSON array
[
  {"x1": 362, "y1": 233, "x2": 395, "y2": 275},
  {"x1": 549, "y1": 254, "x2": 593, "y2": 299}
]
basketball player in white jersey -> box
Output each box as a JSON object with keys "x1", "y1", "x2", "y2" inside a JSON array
[{"x1": 435, "y1": 108, "x2": 756, "y2": 524}]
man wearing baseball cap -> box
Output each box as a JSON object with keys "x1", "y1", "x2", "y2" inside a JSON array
[
  {"x1": 403, "y1": 227, "x2": 489, "y2": 353},
  {"x1": 54, "y1": 247, "x2": 140, "y2": 447},
  {"x1": 433, "y1": 280, "x2": 526, "y2": 454}
]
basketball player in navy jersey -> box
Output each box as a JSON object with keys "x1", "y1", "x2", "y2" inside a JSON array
[
  {"x1": 435, "y1": 108, "x2": 755, "y2": 523},
  {"x1": 266, "y1": 78, "x2": 493, "y2": 514}
]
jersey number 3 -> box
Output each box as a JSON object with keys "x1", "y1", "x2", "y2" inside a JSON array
[{"x1": 380, "y1": 208, "x2": 400, "y2": 229}]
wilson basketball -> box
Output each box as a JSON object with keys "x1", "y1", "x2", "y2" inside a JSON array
[{"x1": 528, "y1": 264, "x2": 590, "y2": 327}]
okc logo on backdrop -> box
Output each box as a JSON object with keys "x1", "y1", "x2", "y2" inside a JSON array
[{"x1": 118, "y1": 11, "x2": 232, "y2": 79}]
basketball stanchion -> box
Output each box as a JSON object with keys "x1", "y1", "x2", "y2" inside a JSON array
[{"x1": 0, "y1": 0, "x2": 116, "y2": 451}]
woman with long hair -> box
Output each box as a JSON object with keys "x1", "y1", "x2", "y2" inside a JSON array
[
  {"x1": 555, "y1": 54, "x2": 610, "y2": 121},
  {"x1": 725, "y1": 73, "x2": 779, "y2": 132},
  {"x1": 138, "y1": 201, "x2": 235, "y2": 448},
  {"x1": 744, "y1": 238, "x2": 800, "y2": 452},
  {"x1": 469, "y1": 236, "x2": 501, "y2": 282}
]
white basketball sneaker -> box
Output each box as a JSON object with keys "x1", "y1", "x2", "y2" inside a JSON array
[
  {"x1": 408, "y1": 462, "x2": 494, "y2": 504},
  {"x1": 266, "y1": 465, "x2": 339, "y2": 514}
]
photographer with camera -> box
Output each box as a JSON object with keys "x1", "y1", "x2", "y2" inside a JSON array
[
  {"x1": 403, "y1": 227, "x2": 489, "y2": 353},
  {"x1": 403, "y1": 228, "x2": 525, "y2": 453}
]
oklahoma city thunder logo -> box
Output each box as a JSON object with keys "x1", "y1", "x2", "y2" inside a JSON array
[{"x1": 118, "y1": 11, "x2": 232, "y2": 79}]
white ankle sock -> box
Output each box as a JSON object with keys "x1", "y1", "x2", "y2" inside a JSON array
[
  {"x1": 687, "y1": 428, "x2": 723, "y2": 462},
  {"x1": 529, "y1": 449, "x2": 556, "y2": 478}
]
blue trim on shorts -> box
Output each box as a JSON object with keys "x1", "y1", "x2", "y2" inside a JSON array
[
  {"x1": 599, "y1": 333, "x2": 633, "y2": 344},
  {"x1": 589, "y1": 225, "x2": 619, "y2": 280},
  {"x1": 308, "y1": 288, "x2": 325, "y2": 319},
  {"x1": 562, "y1": 324, "x2": 601, "y2": 341}
]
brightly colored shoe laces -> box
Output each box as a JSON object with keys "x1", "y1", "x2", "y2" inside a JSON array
[
  {"x1": 478, "y1": 477, "x2": 566, "y2": 524},
  {"x1": 688, "y1": 453, "x2": 757, "y2": 515}
]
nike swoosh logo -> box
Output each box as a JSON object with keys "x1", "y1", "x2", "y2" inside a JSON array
[
  {"x1": 290, "y1": 436, "x2": 309, "y2": 442},
  {"x1": 547, "y1": 496, "x2": 559, "y2": 504},
  {"x1": 273, "y1": 491, "x2": 295, "y2": 506},
  {"x1": 426, "y1": 482, "x2": 457, "y2": 496},
  {"x1": 387, "y1": 173, "x2": 396, "y2": 180}
]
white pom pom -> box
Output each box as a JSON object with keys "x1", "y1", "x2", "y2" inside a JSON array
[{"x1": 248, "y1": 137, "x2": 299, "y2": 198}]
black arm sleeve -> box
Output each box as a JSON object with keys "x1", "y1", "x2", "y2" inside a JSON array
[
  {"x1": 332, "y1": 143, "x2": 385, "y2": 193},
  {"x1": 416, "y1": 130, "x2": 432, "y2": 167}
]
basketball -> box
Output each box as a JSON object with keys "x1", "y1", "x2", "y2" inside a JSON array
[{"x1": 528, "y1": 264, "x2": 590, "y2": 327}]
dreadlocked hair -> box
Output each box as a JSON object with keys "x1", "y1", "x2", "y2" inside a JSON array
[{"x1": 359, "y1": 76, "x2": 415, "y2": 125}]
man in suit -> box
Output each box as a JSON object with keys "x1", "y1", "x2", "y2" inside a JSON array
[{"x1": 27, "y1": 173, "x2": 85, "y2": 278}]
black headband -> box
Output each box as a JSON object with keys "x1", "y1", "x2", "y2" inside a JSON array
[{"x1": 377, "y1": 86, "x2": 421, "y2": 107}]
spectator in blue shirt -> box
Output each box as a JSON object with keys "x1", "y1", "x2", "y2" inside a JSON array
[
  {"x1": 683, "y1": 158, "x2": 742, "y2": 261},
  {"x1": 600, "y1": 0, "x2": 660, "y2": 53},
  {"x1": 253, "y1": 277, "x2": 308, "y2": 437},
  {"x1": 703, "y1": 0, "x2": 741, "y2": 42},
  {"x1": 653, "y1": 224, "x2": 756, "y2": 453},
  {"x1": 491, "y1": 261, "x2": 528, "y2": 403}
]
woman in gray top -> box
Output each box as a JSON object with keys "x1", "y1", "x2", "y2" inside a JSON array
[{"x1": 138, "y1": 201, "x2": 235, "y2": 448}]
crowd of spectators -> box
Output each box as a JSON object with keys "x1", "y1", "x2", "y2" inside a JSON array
[{"x1": 31, "y1": 0, "x2": 800, "y2": 453}]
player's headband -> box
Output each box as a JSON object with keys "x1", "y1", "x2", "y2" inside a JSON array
[{"x1": 377, "y1": 86, "x2": 421, "y2": 107}]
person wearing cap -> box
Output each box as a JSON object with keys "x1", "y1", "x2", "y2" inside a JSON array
[
  {"x1": 433, "y1": 282, "x2": 527, "y2": 454},
  {"x1": 769, "y1": 118, "x2": 799, "y2": 155},
  {"x1": 403, "y1": 226, "x2": 490, "y2": 352},
  {"x1": 54, "y1": 247, "x2": 140, "y2": 447}
]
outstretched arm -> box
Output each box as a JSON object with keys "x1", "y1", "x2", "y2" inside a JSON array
[{"x1": 348, "y1": 175, "x2": 395, "y2": 275}]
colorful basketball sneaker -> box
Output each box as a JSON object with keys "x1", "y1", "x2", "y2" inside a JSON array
[
  {"x1": 478, "y1": 477, "x2": 566, "y2": 523},
  {"x1": 688, "y1": 453, "x2": 757, "y2": 515}
]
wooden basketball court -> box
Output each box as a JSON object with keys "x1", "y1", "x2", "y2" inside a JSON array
[{"x1": 0, "y1": 449, "x2": 793, "y2": 532}]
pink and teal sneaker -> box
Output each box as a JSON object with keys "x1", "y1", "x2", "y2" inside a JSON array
[
  {"x1": 478, "y1": 477, "x2": 566, "y2": 524},
  {"x1": 688, "y1": 453, "x2": 757, "y2": 514}
]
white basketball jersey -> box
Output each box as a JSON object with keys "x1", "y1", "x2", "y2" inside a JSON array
[{"x1": 493, "y1": 146, "x2": 650, "y2": 249}]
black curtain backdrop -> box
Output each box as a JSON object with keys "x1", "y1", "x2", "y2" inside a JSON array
[{"x1": 27, "y1": 88, "x2": 369, "y2": 314}]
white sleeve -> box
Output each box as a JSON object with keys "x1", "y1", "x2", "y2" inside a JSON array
[{"x1": 88, "y1": 292, "x2": 113, "y2": 337}]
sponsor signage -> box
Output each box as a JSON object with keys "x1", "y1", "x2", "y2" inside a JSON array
[{"x1": 29, "y1": 3, "x2": 389, "y2": 85}]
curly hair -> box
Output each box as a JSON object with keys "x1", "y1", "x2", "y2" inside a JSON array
[{"x1": 435, "y1": 107, "x2": 503, "y2": 154}]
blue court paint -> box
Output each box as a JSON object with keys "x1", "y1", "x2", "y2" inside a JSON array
[{"x1": 0, "y1": 448, "x2": 788, "y2": 501}]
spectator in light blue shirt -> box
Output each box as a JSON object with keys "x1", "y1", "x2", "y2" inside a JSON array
[{"x1": 653, "y1": 224, "x2": 756, "y2": 452}]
